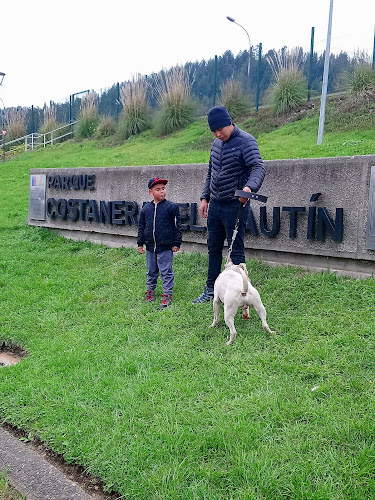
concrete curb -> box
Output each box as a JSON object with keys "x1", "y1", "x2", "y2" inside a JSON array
[{"x1": 0, "y1": 427, "x2": 93, "y2": 500}]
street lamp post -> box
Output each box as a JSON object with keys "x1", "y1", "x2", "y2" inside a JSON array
[{"x1": 226, "y1": 16, "x2": 251, "y2": 93}]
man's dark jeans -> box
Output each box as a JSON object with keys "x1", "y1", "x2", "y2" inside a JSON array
[{"x1": 206, "y1": 199, "x2": 250, "y2": 289}]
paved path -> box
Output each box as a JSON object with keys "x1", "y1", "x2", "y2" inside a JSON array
[{"x1": 0, "y1": 426, "x2": 93, "y2": 500}]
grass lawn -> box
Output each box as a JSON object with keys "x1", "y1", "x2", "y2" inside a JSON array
[
  {"x1": 0, "y1": 472, "x2": 25, "y2": 500},
  {"x1": 1, "y1": 115, "x2": 375, "y2": 499}
]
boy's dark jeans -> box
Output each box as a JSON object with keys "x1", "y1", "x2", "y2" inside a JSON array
[{"x1": 206, "y1": 199, "x2": 250, "y2": 289}]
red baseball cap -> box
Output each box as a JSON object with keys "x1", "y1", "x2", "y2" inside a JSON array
[{"x1": 148, "y1": 177, "x2": 168, "y2": 189}]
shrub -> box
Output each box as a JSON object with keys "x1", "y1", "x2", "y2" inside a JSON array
[
  {"x1": 219, "y1": 79, "x2": 250, "y2": 119},
  {"x1": 4, "y1": 107, "x2": 27, "y2": 140},
  {"x1": 154, "y1": 66, "x2": 195, "y2": 136},
  {"x1": 38, "y1": 105, "x2": 64, "y2": 145},
  {"x1": 74, "y1": 91, "x2": 99, "y2": 139},
  {"x1": 268, "y1": 69, "x2": 307, "y2": 115},
  {"x1": 334, "y1": 70, "x2": 351, "y2": 92},
  {"x1": 39, "y1": 105, "x2": 58, "y2": 134},
  {"x1": 95, "y1": 115, "x2": 117, "y2": 139},
  {"x1": 118, "y1": 77, "x2": 150, "y2": 140},
  {"x1": 266, "y1": 48, "x2": 307, "y2": 115},
  {"x1": 350, "y1": 63, "x2": 375, "y2": 93}
]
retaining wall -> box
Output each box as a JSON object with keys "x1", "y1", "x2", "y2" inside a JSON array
[{"x1": 28, "y1": 155, "x2": 375, "y2": 278}]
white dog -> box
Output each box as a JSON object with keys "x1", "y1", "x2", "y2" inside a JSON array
[{"x1": 210, "y1": 262, "x2": 275, "y2": 345}]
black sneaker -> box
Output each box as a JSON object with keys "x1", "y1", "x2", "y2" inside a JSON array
[{"x1": 192, "y1": 286, "x2": 214, "y2": 304}]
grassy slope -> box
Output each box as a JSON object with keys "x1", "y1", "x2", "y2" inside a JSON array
[
  {"x1": 0, "y1": 107, "x2": 375, "y2": 499},
  {"x1": 6, "y1": 100, "x2": 375, "y2": 171}
]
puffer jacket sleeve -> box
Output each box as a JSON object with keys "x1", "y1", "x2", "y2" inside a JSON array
[
  {"x1": 243, "y1": 136, "x2": 265, "y2": 193},
  {"x1": 172, "y1": 204, "x2": 182, "y2": 248},
  {"x1": 136, "y1": 208, "x2": 146, "y2": 247},
  {"x1": 200, "y1": 157, "x2": 212, "y2": 202}
]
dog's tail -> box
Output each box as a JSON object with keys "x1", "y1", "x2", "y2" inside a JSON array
[
  {"x1": 225, "y1": 261, "x2": 249, "y2": 295},
  {"x1": 237, "y1": 267, "x2": 249, "y2": 295}
]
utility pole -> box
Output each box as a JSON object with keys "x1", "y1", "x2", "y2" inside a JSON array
[
  {"x1": 317, "y1": 0, "x2": 334, "y2": 145},
  {"x1": 308, "y1": 27, "x2": 315, "y2": 102}
]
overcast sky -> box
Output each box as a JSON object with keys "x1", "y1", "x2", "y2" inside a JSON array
[{"x1": 1, "y1": 0, "x2": 374, "y2": 108}]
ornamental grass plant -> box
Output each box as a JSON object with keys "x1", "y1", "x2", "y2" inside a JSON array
[
  {"x1": 4, "y1": 107, "x2": 27, "y2": 140},
  {"x1": 266, "y1": 49, "x2": 307, "y2": 115},
  {"x1": 39, "y1": 105, "x2": 58, "y2": 135},
  {"x1": 38, "y1": 105, "x2": 64, "y2": 145},
  {"x1": 350, "y1": 62, "x2": 375, "y2": 94},
  {"x1": 118, "y1": 77, "x2": 151, "y2": 140},
  {"x1": 219, "y1": 78, "x2": 250, "y2": 119},
  {"x1": 94, "y1": 115, "x2": 117, "y2": 139},
  {"x1": 154, "y1": 66, "x2": 196, "y2": 136},
  {"x1": 74, "y1": 91, "x2": 99, "y2": 139}
]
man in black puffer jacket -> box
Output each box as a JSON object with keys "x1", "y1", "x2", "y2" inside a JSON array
[{"x1": 192, "y1": 106, "x2": 265, "y2": 304}]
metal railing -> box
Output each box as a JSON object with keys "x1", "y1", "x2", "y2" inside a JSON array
[{"x1": 1, "y1": 121, "x2": 78, "y2": 162}]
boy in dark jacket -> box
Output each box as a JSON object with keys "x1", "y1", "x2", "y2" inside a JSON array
[{"x1": 137, "y1": 177, "x2": 182, "y2": 309}]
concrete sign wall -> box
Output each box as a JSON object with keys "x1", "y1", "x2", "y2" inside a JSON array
[
  {"x1": 28, "y1": 156, "x2": 375, "y2": 278},
  {"x1": 366, "y1": 166, "x2": 375, "y2": 251}
]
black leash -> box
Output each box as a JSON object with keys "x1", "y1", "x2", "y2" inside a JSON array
[{"x1": 226, "y1": 190, "x2": 268, "y2": 263}]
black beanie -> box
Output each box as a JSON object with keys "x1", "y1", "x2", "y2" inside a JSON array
[{"x1": 207, "y1": 106, "x2": 232, "y2": 132}]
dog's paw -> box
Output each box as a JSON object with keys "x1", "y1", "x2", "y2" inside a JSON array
[
  {"x1": 210, "y1": 321, "x2": 218, "y2": 328},
  {"x1": 263, "y1": 325, "x2": 275, "y2": 334},
  {"x1": 226, "y1": 334, "x2": 236, "y2": 345}
]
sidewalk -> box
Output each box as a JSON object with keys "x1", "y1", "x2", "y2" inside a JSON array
[{"x1": 0, "y1": 427, "x2": 94, "y2": 500}]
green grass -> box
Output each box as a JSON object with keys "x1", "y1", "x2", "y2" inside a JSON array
[
  {"x1": 6, "y1": 101, "x2": 375, "y2": 173},
  {"x1": 1, "y1": 102, "x2": 375, "y2": 499},
  {"x1": 258, "y1": 119, "x2": 375, "y2": 158},
  {"x1": 0, "y1": 472, "x2": 25, "y2": 500}
]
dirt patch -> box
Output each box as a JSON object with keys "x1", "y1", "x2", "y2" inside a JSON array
[
  {"x1": 0, "y1": 343, "x2": 28, "y2": 359},
  {"x1": 0, "y1": 343, "x2": 27, "y2": 368}
]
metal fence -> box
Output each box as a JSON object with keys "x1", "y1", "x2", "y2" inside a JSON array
[{"x1": 1, "y1": 121, "x2": 77, "y2": 162}]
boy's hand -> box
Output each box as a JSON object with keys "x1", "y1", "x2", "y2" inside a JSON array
[
  {"x1": 172, "y1": 246, "x2": 180, "y2": 253},
  {"x1": 138, "y1": 246, "x2": 144, "y2": 254}
]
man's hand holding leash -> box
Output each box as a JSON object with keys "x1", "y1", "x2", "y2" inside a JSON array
[
  {"x1": 200, "y1": 185, "x2": 251, "y2": 220},
  {"x1": 239, "y1": 186, "x2": 251, "y2": 206}
]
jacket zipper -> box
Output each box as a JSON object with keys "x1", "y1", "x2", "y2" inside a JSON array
[{"x1": 153, "y1": 203, "x2": 157, "y2": 252}]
